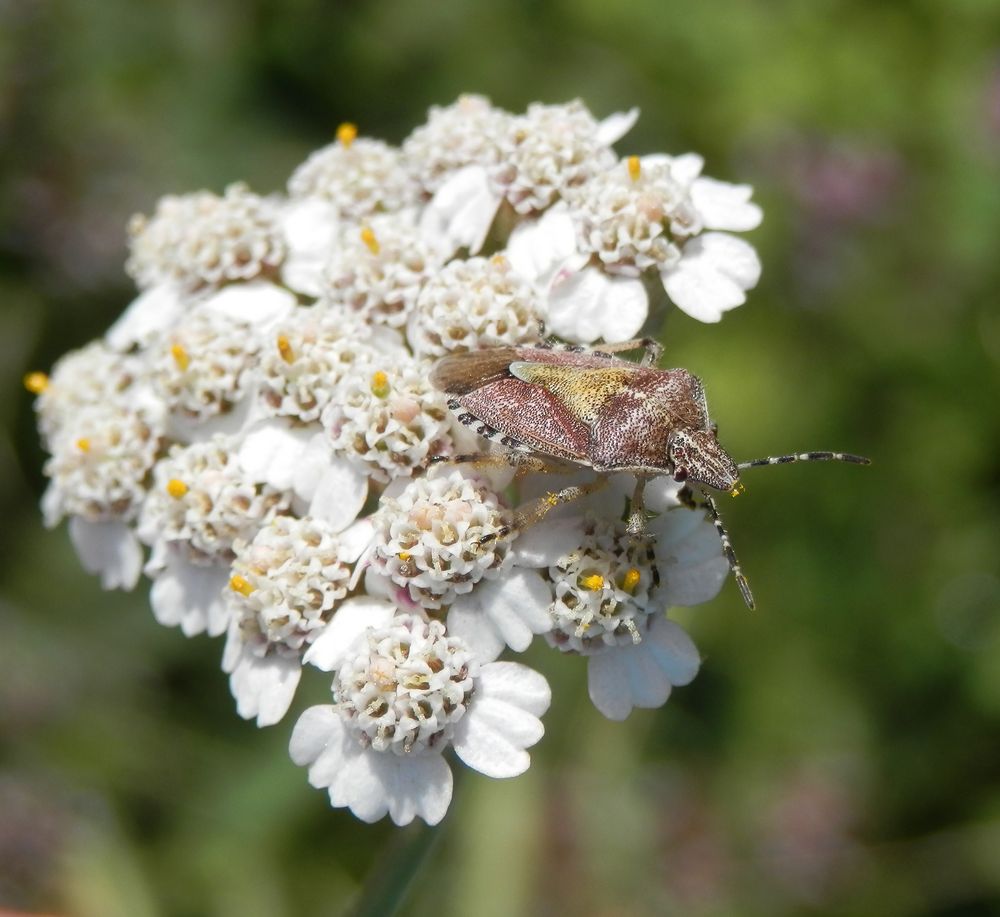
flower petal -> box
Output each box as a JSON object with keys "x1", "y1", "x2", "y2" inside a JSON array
[
  {"x1": 646, "y1": 615, "x2": 701, "y2": 686},
  {"x1": 690, "y1": 177, "x2": 763, "y2": 231},
  {"x1": 596, "y1": 107, "x2": 640, "y2": 146},
  {"x1": 148, "y1": 553, "x2": 229, "y2": 637},
  {"x1": 452, "y1": 662, "x2": 550, "y2": 778},
  {"x1": 302, "y1": 596, "x2": 397, "y2": 671},
  {"x1": 68, "y1": 518, "x2": 143, "y2": 591},
  {"x1": 228, "y1": 648, "x2": 302, "y2": 727},
  {"x1": 660, "y1": 232, "x2": 762, "y2": 323},
  {"x1": 290, "y1": 705, "x2": 342, "y2": 769},
  {"x1": 281, "y1": 198, "x2": 340, "y2": 296},
  {"x1": 547, "y1": 266, "x2": 648, "y2": 343},
  {"x1": 420, "y1": 165, "x2": 502, "y2": 258},
  {"x1": 201, "y1": 280, "x2": 297, "y2": 330},
  {"x1": 506, "y1": 205, "x2": 577, "y2": 287},
  {"x1": 446, "y1": 601, "x2": 506, "y2": 662},
  {"x1": 105, "y1": 284, "x2": 186, "y2": 351},
  {"x1": 649, "y1": 509, "x2": 729, "y2": 606}
]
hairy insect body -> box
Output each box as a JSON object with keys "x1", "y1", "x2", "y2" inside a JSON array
[{"x1": 430, "y1": 341, "x2": 868, "y2": 610}]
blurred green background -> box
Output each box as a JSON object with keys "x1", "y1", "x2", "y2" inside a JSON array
[{"x1": 3, "y1": 1, "x2": 1000, "y2": 915}]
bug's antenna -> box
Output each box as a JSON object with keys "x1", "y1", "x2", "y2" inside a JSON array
[
  {"x1": 702, "y1": 492, "x2": 755, "y2": 611},
  {"x1": 738, "y1": 451, "x2": 870, "y2": 470}
]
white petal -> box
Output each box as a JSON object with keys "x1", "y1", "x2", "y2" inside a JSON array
[
  {"x1": 650, "y1": 509, "x2": 729, "y2": 606},
  {"x1": 448, "y1": 569, "x2": 551, "y2": 657},
  {"x1": 147, "y1": 554, "x2": 229, "y2": 637},
  {"x1": 506, "y1": 205, "x2": 578, "y2": 286},
  {"x1": 596, "y1": 107, "x2": 639, "y2": 146},
  {"x1": 302, "y1": 596, "x2": 397, "y2": 671},
  {"x1": 289, "y1": 705, "x2": 342, "y2": 768},
  {"x1": 587, "y1": 649, "x2": 633, "y2": 721},
  {"x1": 370, "y1": 751, "x2": 453, "y2": 826},
  {"x1": 476, "y1": 660, "x2": 552, "y2": 717},
  {"x1": 168, "y1": 393, "x2": 254, "y2": 444},
  {"x1": 200, "y1": 281, "x2": 297, "y2": 330},
  {"x1": 664, "y1": 152, "x2": 705, "y2": 186},
  {"x1": 511, "y1": 516, "x2": 586, "y2": 567},
  {"x1": 281, "y1": 198, "x2": 339, "y2": 296},
  {"x1": 68, "y1": 518, "x2": 143, "y2": 591},
  {"x1": 446, "y1": 601, "x2": 506, "y2": 662},
  {"x1": 420, "y1": 165, "x2": 501, "y2": 258},
  {"x1": 587, "y1": 616, "x2": 700, "y2": 720},
  {"x1": 660, "y1": 232, "x2": 761, "y2": 323},
  {"x1": 229, "y1": 650, "x2": 302, "y2": 727},
  {"x1": 337, "y1": 517, "x2": 377, "y2": 564},
  {"x1": 105, "y1": 284, "x2": 186, "y2": 351},
  {"x1": 452, "y1": 662, "x2": 549, "y2": 778},
  {"x1": 646, "y1": 615, "x2": 700, "y2": 686},
  {"x1": 547, "y1": 266, "x2": 648, "y2": 343},
  {"x1": 237, "y1": 420, "x2": 313, "y2": 491},
  {"x1": 690, "y1": 177, "x2": 763, "y2": 231},
  {"x1": 307, "y1": 457, "x2": 369, "y2": 532}
]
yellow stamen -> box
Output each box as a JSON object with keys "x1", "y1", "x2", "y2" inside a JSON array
[
  {"x1": 370, "y1": 370, "x2": 390, "y2": 398},
  {"x1": 276, "y1": 334, "x2": 294, "y2": 363},
  {"x1": 544, "y1": 492, "x2": 560, "y2": 507},
  {"x1": 579, "y1": 573, "x2": 605, "y2": 591},
  {"x1": 166, "y1": 478, "x2": 189, "y2": 498},
  {"x1": 337, "y1": 122, "x2": 358, "y2": 147},
  {"x1": 730, "y1": 481, "x2": 745, "y2": 497},
  {"x1": 398, "y1": 552, "x2": 411, "y2": 562},
  {"x1": 171, "y1": 343, "x2": 190, "y2": 371},
  {"x1": 229, "y1": 574, "x2": 254, "y2": 597},
  {"x1": 360, "y1": 226, "x2": 380, "y2": 255},
  {"x1": 490, "y1": 253, "x2": 508, "y2": 268},
  {"x1": 627, "y1": 155, "x2": 641, "y2": 181},
  {"x1": 76, "y1": 437, "x2": 91, "y2": 453},
  {"x1": 621, "y1": 567, "x2": 641, "y2": 594},
  {"x1": 23, "y1": 371, "x2": 49, "y2": 394}
]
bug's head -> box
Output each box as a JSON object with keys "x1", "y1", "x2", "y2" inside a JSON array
[{"x1": 668, "y1": 429, "x2": 741, "y2": 494}]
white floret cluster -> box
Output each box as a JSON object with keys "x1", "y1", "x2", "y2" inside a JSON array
[{"x1": 29, "y1": 96, "x2": 760, "y2": 826}]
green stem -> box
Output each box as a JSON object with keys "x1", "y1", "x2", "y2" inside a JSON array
[{"x1": 347, "y1": 818, "x2": 444, "y2": 917}]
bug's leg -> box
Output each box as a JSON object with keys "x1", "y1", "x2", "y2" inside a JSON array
[
  {"x1": 702, "y1": 492, "x2": 755, "y2": 611},
  {"x1": 625, "y1": 475, "x2": 650, "y2": 536},
  {"x1": 476, "y1": 475, "x2": 610, "y2": 548},
  {"x1": 590, "y1": 337, "x2": 664, "y2": 366},
  {"x1": 425, "y1": 451, "x2": 574, "y2": 476},
  {"x1": 737, "y1": 452, "x2": 871, "y2": 470}
]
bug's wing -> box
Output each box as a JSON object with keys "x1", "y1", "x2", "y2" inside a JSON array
[
  {"x1": 459, "y1": 375, "x2": 593, "y2": 461},
  {"x1": 430, "y1": 348, "x2": 522, "y2": 396}
]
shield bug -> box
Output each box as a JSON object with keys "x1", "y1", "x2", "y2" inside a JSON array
[{"x1": 429, "y1": 338, "x2": 869, "y2": 610}]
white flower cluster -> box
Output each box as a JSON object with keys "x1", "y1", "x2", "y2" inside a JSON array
[{"x1": 30, "y1": 96, "x2": 759, "y2": 826}]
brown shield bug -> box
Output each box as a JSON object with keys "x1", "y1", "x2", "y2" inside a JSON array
[{"x1": 429, "y1": 338, "x2": 869, "y2": 610}]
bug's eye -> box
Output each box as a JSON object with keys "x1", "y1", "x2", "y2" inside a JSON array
[{"x1": 673, "y1": 467, "x2": 688, "y2": 483}]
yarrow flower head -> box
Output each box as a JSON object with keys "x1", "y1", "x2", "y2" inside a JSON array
[
  {"x1": 127, "y1": 182, "x2": 286, "y2": 292},
  {"x1": 31, "y1": 95, "x2": 767, "y2": 827},
  {"x1": 292, "y1": 608, "x2": 550, "y2": 825},
  {"x1": 224, "y1": 515, "x2": 352, "y2": 726}
]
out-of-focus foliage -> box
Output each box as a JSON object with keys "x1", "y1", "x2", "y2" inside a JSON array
[{"x1": 3, "y1": 1, "x2": 1000, "y2": 914}]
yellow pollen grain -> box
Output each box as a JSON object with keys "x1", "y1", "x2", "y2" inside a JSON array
[
  {"x1": 580, "y1": 573, "x2": 605, "y2": 591},
  {"x1": 166, "y1": 478, "x2": 189, "y2": 498},
  {"x1": 171, "y1": 343, "x2": 190, "y2": 370},
  {"x1": 24, "y1": 371, "x2": 49, "y2": 394},
  {"x1": 76, "y1": 437, "x2": 91, "y2": 453},
  {"x1": 276, "y1": 334, "x2": 294, "y2": 363},
  {"x1": 229, "y1": 574, "x2": 254, "y2": 597},
  {"x1": 360, "y1": 226, "x2": 380, "y2": 255},
  {"x1": 622, "y1": 568, "x2": 641, "y2": 594},
  {"x1": 370, "y1": 370, "x2": 390, "y2": 398},
  {"x1": 337, "y1": 122, "x2": 358, "y2": 147},
  {"x1": 627, "y1": 155, "x2": 641, "y2": 181},
  {"x1": 544, "y1": 492, "x2": 560, "y2": 507},
  {"x1": 730, "y1": 481, "x2": 745, "y2": 497}
]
